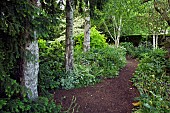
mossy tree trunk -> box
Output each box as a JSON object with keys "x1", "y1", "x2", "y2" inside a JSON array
[{"x1": 21, "y1": 0, "x2": 40, "y2": 100}]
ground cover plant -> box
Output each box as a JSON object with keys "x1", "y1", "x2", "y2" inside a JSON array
[{"x1": 132, "y1": 48, "x2": 170, "y2": 113}]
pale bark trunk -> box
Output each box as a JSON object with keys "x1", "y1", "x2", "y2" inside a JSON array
[
  {"x1": 156, "y1": 34, "x2": 158, "y2": 49},
  {"x1": 153, "y1": 32, "x2": 158, "y2": 49},
  {"x1": 153, "y1": 33, "x2": 156, "y2": 49},
  {"x1": 83, "y1": 3, "x2": 90, "y2": 52},
  {"x1": 23, "y1": 31, "x2": 39, "y2": 100},
  {"x1": 65, "y1": 0, "x2": 74, "y2": 72},
  {"x1": 21, "y1": 0, "x2": 40, "y2": 100},
  {"x1": 116, "y1": 17, "x2": 122, "y2": 47}
]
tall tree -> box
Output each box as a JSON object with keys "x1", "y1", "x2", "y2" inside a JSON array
[
  {"x1": 102, "y1": 0, "x2": 132, "y2": 47},
  {"x1": 21, "y1": 0, "x2": 41, "y2": 100},
  {"x1": 83, "y1": 1, "x2": 90, "y2": 52},
  {"x1": 65, "y1": 0, "x2": 74, "y2": 72}
]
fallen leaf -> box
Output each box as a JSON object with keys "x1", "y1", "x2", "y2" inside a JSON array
[{"x1": 132, "y1": 101, "x2": 141, "y2": 107}]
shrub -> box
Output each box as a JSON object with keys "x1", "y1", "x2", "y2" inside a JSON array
[
  {"x1": 75, "y1": 46, "x2": 126, "y2": 78},
  {"x1": 120, "y1": 42, "x2": 136, "y2": 57},
  {"x1": 60, "y1": 46, "x2": 126, "y2": 89},
  {"x1": 60, "y1": 64, "x2": 97, "y2": 90},
  {"x1": 132, "y1": 48, "x2": 170, "y2": 113},
  {"x1": 74, "y1": 26, "x2": 108, "y2": 51},
  {"x1": 134, "y1": 41, "x2": 152, "y2": 59},
  {"x1": 0, "y1": 96, "x2": 62, "y2": 113},
  {"x1": 38, "y1": 39, "x2": 65, "y2": 94}
]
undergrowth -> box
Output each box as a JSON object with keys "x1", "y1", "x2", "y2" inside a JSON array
[{"x1": 132, "y1": 48, "x2": 170, "y2": 113}]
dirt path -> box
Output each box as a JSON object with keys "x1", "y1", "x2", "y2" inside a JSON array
[{"x1": 54, "y1": 58, "x2": 140, "y2": 113}]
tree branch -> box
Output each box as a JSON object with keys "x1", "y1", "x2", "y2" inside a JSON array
[
  {"x1": 154, "y1": 2, "x2": 170, "y2": 26},
  {"x1": 143, "y1": 0, "x2": 170, "y2": 26}
]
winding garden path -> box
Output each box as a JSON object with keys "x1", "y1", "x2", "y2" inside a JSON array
[{"x1": 54, "y1": 58, "x2": 140, "y2": 113}]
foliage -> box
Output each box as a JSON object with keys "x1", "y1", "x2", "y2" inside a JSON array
[
  {"x1": 120, "y1": 41, "x2": 153, "y2": 59},
  {"x1": 132, "y1": 48, "x2": 170, "y2": 113},
  {"x1": 0, "y1": 38, "x2": 63, "y2": 112},
  {"x1": 120, "y1": 42, "x2": 136, "y2": 57},
  {"x1": 134, "y1": 41, "x2": 153, "y2": 59},
  {"x1": 0, "y1": 37, "x2": 62, "y2": 112},
  {"x1": 74, "y1": 26, "x2": 108, "y2": 51},
  {"x1": 75, "y1": 46, "x2": 126, "y2": 78},
  {"x1": 60, "y1": 46, "x2": 126, "y2": 89},
  {"x1": 60, "y1": 64, "x2": 97, "y2": 90},
  {"x1": 38, "y1": 39, "x2": 65, "y2": 94},
  {"x1": 0, "y1": 96, "x2": 61, "y2": 113}
]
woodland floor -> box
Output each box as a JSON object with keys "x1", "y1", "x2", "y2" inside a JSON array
[{"x1": 54, "y1": 57, "x2": 140, "y2": 113}]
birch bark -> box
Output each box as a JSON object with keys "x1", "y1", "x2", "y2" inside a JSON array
[{"x1": 153, "y1": 33, "x2": 156, "y2": 49}]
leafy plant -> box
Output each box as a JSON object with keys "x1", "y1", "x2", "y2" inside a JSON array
[
  {"x1": 120, "y1": 42, "x2": 136, "y2": 57},
  {"x1": 38, "y1": 39, "x2": 65, "y2": 94},
  {"x1": 60, "y1": 64, "x2": 97, "y2": 90},
  {"x1": 0, "y1": 96, "x2": 62, "y2": 113},
  {"x1": 74, "y1": 26, "x2": 108, "y2": 51},
  {"x1": 132, "y1": 48, "x2": 170, "y2": 113},
  {"x1": 75, "y1": 46, "x2": 126, "y2": 78},
  {"x1": 60, "y1": 46, "x2": 126, "y2": 89}
]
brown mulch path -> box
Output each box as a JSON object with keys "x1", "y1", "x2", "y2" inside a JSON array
[{"x1": 54, "y1": 58, "x2": 140, "y2": 113}]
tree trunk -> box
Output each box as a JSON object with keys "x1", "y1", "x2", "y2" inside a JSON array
[
  {"x1": 65, "y1": 0, "x2": 74, "y2": 72},
  {"x1": 83, "y1": 3, "x2": 90, "y2": 52},
  {"x1": 22, "y1": 31, "x2": 39, "y2": 100},
  {"x1": 153, "y1": 33, "x2": 156, "y2": 49},
  {"x1": 156, "y1": 34, "x2": 158, "y2": 49},
  {"x1": 21, "y1": 0, "x2": 40, "y2": 100},
  {"x1": 116, "y1": 17, "x2": 122, "y2": 47}
]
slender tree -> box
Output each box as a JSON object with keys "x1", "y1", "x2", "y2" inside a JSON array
[
  {"x1": 102, "y1": 0, "x2": 131, "y2": 47},
  {"x1": 83, "y1": 1, "x2": 91, "y2": 52},
  {"x1": 65, "y1": 0, "x2": 74, "y2": 72}
]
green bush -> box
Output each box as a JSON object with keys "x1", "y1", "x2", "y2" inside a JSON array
[
  {"x1": 134, "y1": 41, "x2": 152, "y2": 59},
  {"x1": 0, "y1": 96, "x2": 62, "y2": 113},
  {"x1": 74, "y1": 26, "x2": 108, "y2": 51},
  {"x1": 120, "y1": 41, "x2": 153, "y2": 59},
  {"x1": 38, "y1": 39, "x2": 65, "y2": 94},
  {"x1": 76, "y1": 46, "x2": 126, "y2": 78},
  {"x1": 120, "y1": 42, "x2": 136, "y2": 57},
  {"x1": 60, "y1": 46, "x2": 126, "y2": 89},
  {"x1": 60, "y1": 64, "x2": 97, "y2": 89},
  {"x1": 132, "y1": 48, "x2": 170, "y2": 113}
]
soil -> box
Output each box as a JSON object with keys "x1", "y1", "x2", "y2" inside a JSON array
[{"x1": 54, "y1": 58, "x2": 140, "y2": 113}]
